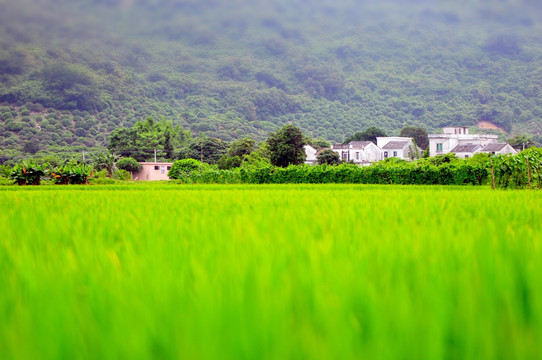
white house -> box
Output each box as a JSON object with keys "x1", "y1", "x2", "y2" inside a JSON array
[
  {"x1": 479, "y1": 143, "x2": 518, "y2": 155},
  {"x1": 331, "y1": 141, "x2": 381, "y2": 165},
  {"x1": 376, "y1": 137, "x2": 418, "y2": 161},
  {"x1": 304, "y1": 145, "x2": 318, "y2": 165},
  {"x1": 450, "y1": 144, "x2": 483, "y2": 159},
  {"x1": 428, "y1": 127, "x2": 499, "y2": 157}
]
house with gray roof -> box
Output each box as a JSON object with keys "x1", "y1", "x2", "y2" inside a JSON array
[
  {"x1": 428, "y1": 127, "x2": 498, "y2": 157},
  {"x1": 428, "y1": 127, "x2": 517, "y2": 158},
  {"x1": 479, "y1": 143, "x2": 517, "y2": 155},
  {"x1": 376, "y1": 137, "x2": 419, "y2": 161},
  {"x1": 450, "y1": 144, "x2": 483, "y2": 159},
  {"x1": 330, "y1": 141, "x2": 381, "y2": 164}
]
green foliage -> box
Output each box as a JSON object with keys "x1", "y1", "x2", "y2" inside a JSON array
[
  {"x1": 108, "y1": 116, "x2": 190, "y2": 162},
  {"x1": 267, "y1": 124, "x2": 306, "y2": 167},
  {"x1": 2, "y1": 0, "x2": 542, "y2": 158},
  {"x1": 0, "y1": 164, "x2": 12, "y2": 177},
  {"x1": 399, "y1": 126, "x2": 429, "y2": 150},
  {"x1": 317, "y1": 149, "x2": 341, "y2": 165},
  {"x1": 344, "y1": 127, "x2": 387, "y2": 144},
  {"x1": 92, "y1": 150, "x2": 119, "y2": 176},
  {"x1": 116, "y1": 157, "x2": 142, "y2": 173},
  {"x1": 51, "y1": 160, "x2": 94, "y2": 185},
  {"x1": 168, "y1": 159, "x2": 209, "y2": 180},
  {"x1": 217, "y1": 155, "x2": 242, "y2": 170},
  {"x1": 492, "y1": 147, "x2": 542, "y2": 189},
  {"x1": 112, "y1": 169, "x2": 132, "y2": 181},
  {"x1": 176, "y1": 136, "x2": 228, "y2": 164},
  {"x1": 227, "y1": 137, "x2": 256, "y2": 158},
  {"x1": 10, "y1": 161, "x2": 48, "y2": 185},
  {"x1": 237, "y1": 162, "x2": 488, "y2": 186},
  {"x1": 507, "y1": 135, "x2": 536, "y2": 151}
]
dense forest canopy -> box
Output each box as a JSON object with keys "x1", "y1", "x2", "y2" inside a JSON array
[{"x1": 1, "y1": 0, "x2": 542, "y2": 160}]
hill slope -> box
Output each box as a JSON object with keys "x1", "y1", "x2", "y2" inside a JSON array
[{"x1": 1, "y1": 0, "x2": 542, "y2": 160}]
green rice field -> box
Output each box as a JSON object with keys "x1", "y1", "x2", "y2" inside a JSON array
[{"x1": 1, "y1": 184, "x2": 541, "y2": 359}]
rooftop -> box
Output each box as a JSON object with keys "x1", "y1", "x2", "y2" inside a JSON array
[
  {"x1": 481, "y1": 143, "x2": 508, "y2": 152},
  {"x1": 382, "y1": 141, "x2": 410, "y2": 150},
  {"x1": 450, "y1": 144, "x2": 482, "y2": 153}
]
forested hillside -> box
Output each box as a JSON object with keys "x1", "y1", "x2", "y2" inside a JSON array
[{"x1": 1, "y1": 0, "x2": 542, "y2": 161}]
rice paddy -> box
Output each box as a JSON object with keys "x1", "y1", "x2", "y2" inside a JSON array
[{"x1": 0, "y1": 184, "x2": 541, "y2": 359}]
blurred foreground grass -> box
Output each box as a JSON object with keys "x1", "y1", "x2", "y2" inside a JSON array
[{"x1": 0, "y1": 184, "x2": 541, "y2": 359}]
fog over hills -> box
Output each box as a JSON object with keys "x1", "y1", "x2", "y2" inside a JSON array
[{"x1": 1, "y1": 0, "x2": 542, "y2": 158}]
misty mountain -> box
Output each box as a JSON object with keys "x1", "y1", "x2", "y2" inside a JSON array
[{"x1": 1, "y1": 0, "x2": 542, "y2": 159}]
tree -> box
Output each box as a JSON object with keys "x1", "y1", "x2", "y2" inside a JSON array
[
  {"x1": 108, "y1": 116, "x2": 190, "y2": 162},
  {"x1": 116, "y1": 157, "x2": 142, "y2": 174},
  {"x1": 267, "y1": 124, "x2": 306, "y2": 167},
  {"x1": 92, "y1": 150, "x2": 119, "y2": 176},
  {"x1": 344, "y1": 127, "x2": 387, "y2": 144},
  {"x1": 507, "y1": 135, "x2": 536, "y2": 151},
  {"x1": 228, "y1": 137, "x2": 256, "y2": 158},
  {"x1": 317, "y1": 149, "x2": 341, "y2": 165},
  {"x1": 399, "y1": 126, "x2": 429, "y2": 149},
  {"x1": 306, "y1": 138, "x2": 331, "y2": 150},
  {"x1": 217, "y1": 155, "x2": 242, "y2": 170},
  {"x1": 176, "y1": 136, "x2": 229, "y2": 164},
  {"x1": 168, "y1": 159, "x2": 209, "y2": 179}
]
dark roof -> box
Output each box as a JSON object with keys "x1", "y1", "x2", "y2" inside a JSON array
[
  {"x1": 331, "y1": 144, "x2": 349, "y2": 150},
  {"x1": 450, "y1": 144, "x2": 482, "y2": 153},
  {"x1": 481, "y1": 143, "x2": 508, "y2": 152},
  {"x1": 382, "y1": 141, "x2": 409, "y2": 150},
  {"x1": 348, "y1": 141, "x2": 373, "y2": 148}
]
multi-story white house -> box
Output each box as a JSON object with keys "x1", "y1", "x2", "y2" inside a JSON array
[
  {"x1": 428, "y1": 127, "x2": 499, "y2": 157},
  {"x1": 330, "y1": 141, "x2": 381, "y2": 165},
  {"x1": 376, "y1": 137, "x2": 418, "y2": 161}
]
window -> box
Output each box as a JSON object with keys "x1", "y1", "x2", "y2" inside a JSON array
[
  {"x1": 436, "y1": 143, "x2": 443, "y2": 152},
  {"x1": 342, "y1": 151, "x2": 348, "y2": 160},
  {"x1": 465, "y1": 155, "x2": 469, "y2": 158},
  {"x1": 154, "y1": 166, "x2": 159, "y2": 170},
  {"x1": 393, "y1": 151, "x2": 398, "y2": 157},
  {"x1": 384, "y1": 151, "x2": 388, "y2": 159},
  {"x1": 167, "y1": 166, "x2": 171, "y2": 170},
  {"x1": 160, "y1": 166, "x2": 166, "y2": 174},
  {"x1": 355, "y1": 152, "x2": 359, "y2": 160}
]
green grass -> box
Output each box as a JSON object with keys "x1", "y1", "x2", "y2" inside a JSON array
[{"x1": 1, "y1": 184, "x2": 541, "y2": 359}]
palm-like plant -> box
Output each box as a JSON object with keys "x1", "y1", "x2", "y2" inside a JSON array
[{"x1": 91, "y1": 150, "x2": 119, "y2": 176}]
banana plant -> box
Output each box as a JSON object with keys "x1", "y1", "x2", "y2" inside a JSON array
[
  {"x1": 10, "y1": 161, "x2": 48, "y2": 186},
  {"x1": 51, "y1": 160, "x2": 93, "y2": 185}
]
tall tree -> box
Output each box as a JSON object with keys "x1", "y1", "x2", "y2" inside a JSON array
[
  {"x1": 399, "y1": 126, "x2": 429, "y2": 149},
  {"x1": 267, "y1": 124, "x2": 306, "y2": 167},
  {"x1": 108, "y1": 116, "x2": 190, "y2": 161},
  {"x1": 176, "y1": 136, "x2": 229, "y2": 164},
  {"x1": 507, "y1": 135, "x2": 536, "y2": 150}
]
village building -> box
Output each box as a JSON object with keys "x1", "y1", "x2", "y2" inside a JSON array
[
  {"x1": 376, "y1": 137, "x2": 418, "y2": 161},
  {"x1": 479, "y1": 143, "x2": 517, "y2": 155},
  {"x1": 132, "y1": 162, "x2": 173, "y2": 181},
  {"x1": 428, "y1": 127, "x2": 499, "y2": 157},
  {"x1": 304, "y1": 145, "x2": 318, "y2": 165},
  {"x1": 450, "y1": 144, "x2": 483, "y2": 159},
  {"x1": 330, "y1": 141, "x2": 381, "y2": 165}
]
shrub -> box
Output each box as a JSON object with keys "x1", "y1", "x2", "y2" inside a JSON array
[
  {"x1": 168, "y1": 159, "x2": 209, "y2": 179},
  {"x1": 116, "y1": 157, "x2": 142, "y2": 173}
]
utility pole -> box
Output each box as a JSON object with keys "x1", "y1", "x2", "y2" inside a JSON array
[
  {"x1": 82, "y1": 151, "x2": 85, "y2": 162},
  {"x1": 154, "y1": 149, "x2": 157, "y2": 163}
]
